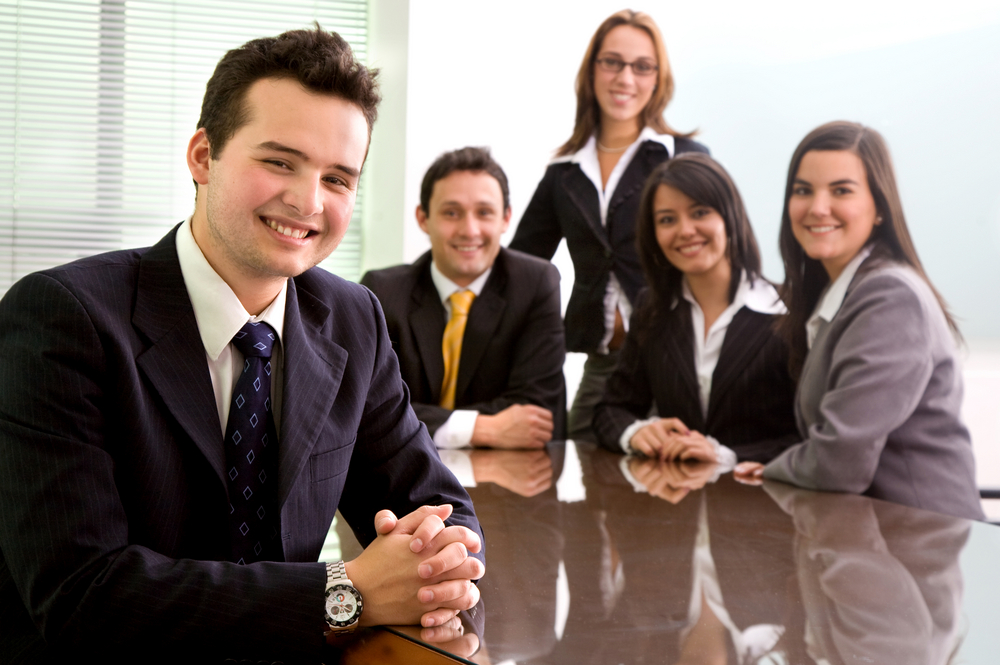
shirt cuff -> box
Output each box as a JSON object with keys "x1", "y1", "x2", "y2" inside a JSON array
[
  {"x1": 436, "y1": 449, "x2": 477, "y2": 487},
  {"x1": 707, "y1": 436, "x2": 737, "y2": 477},
  {"x1": 619, "y1": 417, "x2": 662, "y2": 453},
  {"x1": 433, "y1": 410, "x2": 479, "y2": 449},
  {"x1": 618, "y1": 455, "x2": 649, "y2": 493}
]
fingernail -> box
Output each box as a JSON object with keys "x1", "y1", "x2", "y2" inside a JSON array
[
  {"x1": 419, "y1": 563, "x2": 433, "y2": 578},
  {"x1": 410, "y1": 538, "x2": 423, "y2": 552},
  {"x1": 376, "y1": 517, "x2": 390, "y2": 531},
  {"x1": 419, "y1": 589, "x2": 433, "y2": 603},
  {"x1": 424, "y1": 616, "x2": 436, "y2": 627}
]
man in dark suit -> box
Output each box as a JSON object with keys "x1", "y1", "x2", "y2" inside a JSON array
[
  {"x1": 0, "y1": 28, "x2": 483, "y2": 662},
  {"x1": 361, "y1": 147, "x2": 565, "y2": 452}
]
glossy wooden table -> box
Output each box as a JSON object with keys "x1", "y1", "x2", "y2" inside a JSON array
[{"x1": 354, "y1": 440, "x2": 1000, "y2": 665}]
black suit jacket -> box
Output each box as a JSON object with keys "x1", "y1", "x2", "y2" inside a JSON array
[
  {"x1": 361, "y1": 248, "x2": 566, "y2": 439},
  {"x1": 593, "y1": 294, "x2": 797, "y2": 462},
  {"x1": 510, "y1": 137, "x2": 709, "y2": 352},
  {"x1": 0, "y1": 228, "x2": 483, "y2": 662}
]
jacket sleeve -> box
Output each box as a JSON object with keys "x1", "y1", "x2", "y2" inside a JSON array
[
  {"x1": 593, "y1": 305, "x2": 655, "y2": 453},
  {"x1": 509, "y1": 165, "x2": 564, "y2": 260}
]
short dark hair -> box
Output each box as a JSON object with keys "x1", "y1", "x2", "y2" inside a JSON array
[
  {"x1": 776, "y1": 121, "x2": 959, "y2": 377},
  {"x1": 635, "y1": 152, "x2": 763, "y2": 318},
  {"x1": 419, "y1": 147, "x2": 511, "y2": 214},
  {"x1": 197, "y1": 24, "x2": 381, "y2": 159}
]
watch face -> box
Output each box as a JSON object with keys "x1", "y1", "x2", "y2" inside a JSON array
[{"x1": 325, "y1": 583, "x2": 363, "y2": 627}]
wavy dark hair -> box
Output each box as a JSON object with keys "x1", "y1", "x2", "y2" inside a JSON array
[
  {"x1": 776, "y1": 121, "x2": 959, "y2": 377},
  {"x1": 634, "y1": 152, "x2": 763, "y2": 334},
  {"x1": 557, "y1": 9, "x2": 693, "y2": 156}
]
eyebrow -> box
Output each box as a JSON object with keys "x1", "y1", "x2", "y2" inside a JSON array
[
  {"x1": 794, "y1": 177, "x2": 860, "y2": 186},
  {"x1": 255, "y1": 141, "x2": 361, "y2": 178}
]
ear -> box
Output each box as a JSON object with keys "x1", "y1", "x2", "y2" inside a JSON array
[
  {"x1": 501, "y1": 207, "x2": 512, "y2": 234},
  {"x1": 187, "y1": 128, "x2": 212, "y2": 185},
  {"x1": 415, "y1": 204, "x2": 430, "y2": 235},
  {"x1": 875, "y1": 214, "x2": 884, "y2": 226}
]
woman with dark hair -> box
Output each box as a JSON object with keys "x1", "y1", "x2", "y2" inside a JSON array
[
  {"x1": 510, "y1": 9, "x2": 708, "y2": 435},
  {"x1": 593, "y1": 153, "x2": 797, "y2": 464},
  {"x1": 735, "y1": 121, "x2": 983, "y2": 521}
]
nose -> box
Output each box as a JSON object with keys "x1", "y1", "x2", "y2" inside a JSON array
[
  {"x1": 457, "y1": 211, "x2": 478, "y2": 236},
  {"x1": 808, "y1": 192, "x2": 830, "y2": 218},
  {"x1": 676, "y1": 216, "x2": 696, "y2": 237},
  {"x1": 614, "y1": 65, "x2": 636, "y2": 85},
  {"x1": 284, "y1": 174, "x2": 324, "y2": 217}
]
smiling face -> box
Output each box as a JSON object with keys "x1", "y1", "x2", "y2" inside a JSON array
[
  {"x1": 593, "y1": 25, "x2": 657, "y2": 130},
  {"x1": 187, "y1": 77, "x2": 369, "y2": 312},
  {"x1": 417, "y1": 170, "x2": 511, "y2": 287},
  {"x1": 789, "y1": 150, "x2": 880, "y2": 282},
  {"x1": 653, "y1": 184, "x2": 730, "y2": 284}
]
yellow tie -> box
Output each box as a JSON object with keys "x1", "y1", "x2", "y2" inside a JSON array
[{"x1": 440, "y1": 290, "x2": 475, "y2": 409}]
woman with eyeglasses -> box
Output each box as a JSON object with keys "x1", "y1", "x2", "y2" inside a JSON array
[
  {"x1": 734, "y1": 121, "x2": 983, "y2": 521},
  {"x1": 593, "y1": 153, "x2": 797, "y2": 466},
  {"x1": 510, "y1": 9, "x2": 708, "y2": 436}
]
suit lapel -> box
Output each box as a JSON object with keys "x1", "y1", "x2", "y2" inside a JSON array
[
  {"x1": 409, "y1": 266, "x2": 446, "y2": 403},
  {"x1": 608, "y1": 143, "x2": 662, "y2": 221},
  {"x1": 133, "y1": 229, "x2": 228, "y2": 489},
  {"x1": 561, "y1": 167, "x2": 609, "y2": 247},
  {"x1": 278, "y1": 279, "x2": 348, "y2": 509},
  {"x1": 663, "y1": 303, "x2": 704, "y2": 430},
  {"x1": 456, "y1": 257, "x2": 508, "y2": 400},
  {"x1": 706, "y1": 309, "x2": 771, "y2": 423}
]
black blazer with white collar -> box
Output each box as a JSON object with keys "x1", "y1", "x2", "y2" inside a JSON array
[
  {"x1": 361, "y1": 247, "x2": 567, "y2": 439},
  {"x1": 0, "y1": 226, "x2": 482, "y2": 661},
  {"x1": 593, "y1": 291, "x2": 797, "y2": 462},
  {"x1": 509, "y1": 137, "x2": 709, "y2": 353}
]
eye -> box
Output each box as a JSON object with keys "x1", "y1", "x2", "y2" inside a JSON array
[
  {"x1": 633, "y1": 59, "x2": 657, "y2": 75},
  {"x1": 690, "y1": 207, "x2": 712, "y2": 219},
  {"x1": 832, "y1": 186, "x2": 853, "y2": 195},
  {"x1": 655, "y1": 214, "x2": 675, "y2": 225},
  {"x1": 791, "y1": 185, "x2": 811, "y2": 196},
  {"x1": 264, "y1": 159, "x2": 290, "y2": 170},
  {"x1": 597, "y1": 56, "x2": 625, "y2": 72},
  {"x1": 323, "y1": 175, "x2": 347, "y2": 187}
]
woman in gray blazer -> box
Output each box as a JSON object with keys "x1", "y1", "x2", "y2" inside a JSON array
[{"x1": 735, "y1": 121, "x2": 983, "y2": 521}]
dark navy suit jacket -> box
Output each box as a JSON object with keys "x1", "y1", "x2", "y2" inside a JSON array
[{"x1": 0, "y1": 227, "x2": 482, "y2": 662}]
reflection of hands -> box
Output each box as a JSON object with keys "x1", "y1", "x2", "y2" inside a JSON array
[
  {"x1": 628, "y1": 457, "x2": 717, "y2": 504},
  {"x1": 472, "y1": 404, "x2": 554, "y2": 449},
  {"x1": 418, "y1": 615, "x2": 481, "y2": 658},
  {"x1": 343, "y1": 505, "x2": 484, "y2": 631},
  {"x1": 734, "y1": 461, "x2": 765, "y2": 485},
  {"x1": 471, "y1": 448, "x2": 553, "y2": 497}
]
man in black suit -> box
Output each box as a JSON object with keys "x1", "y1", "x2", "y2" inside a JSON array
[
  {"x1": 361, "y1": 147, "x2": 565, "y2": 451},
  {"x1": 0, "y1": 28, "x2": 483, "y2": 662}
]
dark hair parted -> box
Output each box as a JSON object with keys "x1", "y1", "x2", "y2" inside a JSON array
[
  {"x1": 557, "y1": 9, "x2": 693, "y2": 157},
  {"x1": 419, "y1": 147, "x2": 511, "y2": 214},
  {"x1": 635, "y1": 152, "x2": 763, "y2": 331},
  {"x1": 776, "y1": 120, "x2": 959, "y2": 377},
  {"x1": 197, "y1": 24, "x2": 380, "y2": 159}
]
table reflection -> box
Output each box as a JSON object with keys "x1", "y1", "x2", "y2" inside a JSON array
[{"x1": 426, "y1": 440, "x2": 990, "y2": 665}]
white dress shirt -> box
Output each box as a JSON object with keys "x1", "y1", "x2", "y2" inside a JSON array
[
  {"x1": 620, "y1": 273, "x2": 786, "y2": 472},
  {"x1": 428, "y1": 261, "x2": 493, "y2": 450},
  {"x1": 175, "y1": 217, "x2": 287, "y2": 435},
  {"x1": 553, "y1": 126, "x2": 677, "y2": 354},
  {"x1": 806, "y1": 244, "x2": 874, "y2": 349}
]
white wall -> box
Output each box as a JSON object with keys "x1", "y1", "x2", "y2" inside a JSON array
[{"x1": 365, "y1": 0, "x2": 1000, "y2": 340}]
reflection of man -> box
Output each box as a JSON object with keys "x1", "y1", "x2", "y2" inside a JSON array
[
  {"x1": 0, "y1": 28, "x2": 482, "y2": 661},
  {"x1": 361, "y1": 147, "x2": 565, "y2": 450}
]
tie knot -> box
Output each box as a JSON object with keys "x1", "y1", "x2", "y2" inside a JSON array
[
  {"x1": 231, "y1": 321, "x2": 277, "y2": 358},
  {"x1": 449, "y1": 290, "x2": 475, "y2": 316}
]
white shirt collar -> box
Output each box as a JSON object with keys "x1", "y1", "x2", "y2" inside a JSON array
[
  {"x1": 429, "y1": 259, "x2": 492, "y2": 304},
  {"x1": 550, "y1": 125, "x2": 675, "y2": 165},
  {"x1": 175, "y1": 216, "x2": 287, "y2": 360},
  {"x1": 806, "y1": 244, "x2": 874, "y2": 349},
  {"x1": 677, "y1": 272, "x2": 786, "y2": 315}
]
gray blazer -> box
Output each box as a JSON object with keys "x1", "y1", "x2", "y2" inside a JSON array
[{"x1": 763, "y1": 261, "x2": 984, "y2": 521}]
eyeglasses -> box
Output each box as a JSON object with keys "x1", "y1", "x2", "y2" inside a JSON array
[{"x1": 595, "y1": 57, "x2": 658, "y2": 77}]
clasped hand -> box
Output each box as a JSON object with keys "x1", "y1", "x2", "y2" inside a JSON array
[
  {"x1": 342, "y1": 504, "x2": 484, "y2": 631},
  {"x1": 628, "y1": 456, "x2": 718, "y2": 504},
  {"x1": 630, "y1": 418, "x2": 717, "y2": 462}
]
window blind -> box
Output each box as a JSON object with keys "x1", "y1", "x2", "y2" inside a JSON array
[{"x1": 0, "y1": 0, "x2": 369, "y2": 296}]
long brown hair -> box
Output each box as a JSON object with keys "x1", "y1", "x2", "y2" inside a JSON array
[
  {"x1": 557, "y1": 9, "x2": 692, "y2": 156},
  {"x1": 776, "y1": 121, "x2": 960, "y2": 377},
  {"x1": 634, "y1": 153, "x2": 763, "y2": 336}
]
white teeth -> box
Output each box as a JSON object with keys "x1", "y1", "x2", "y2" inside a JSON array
[
  {"x1": 809, "y1": 225, "x2": 836, "y2": 233},
  {"x1": 677, "y1": 244, "x2": 704, "y2": 256},
  {"x1": 266, "y1": 218, "x2": 308, "y2": 239}
]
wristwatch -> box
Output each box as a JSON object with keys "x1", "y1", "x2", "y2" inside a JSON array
[{"x1": 324, "y1": 560, "x2": 364, "y2": 634}]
